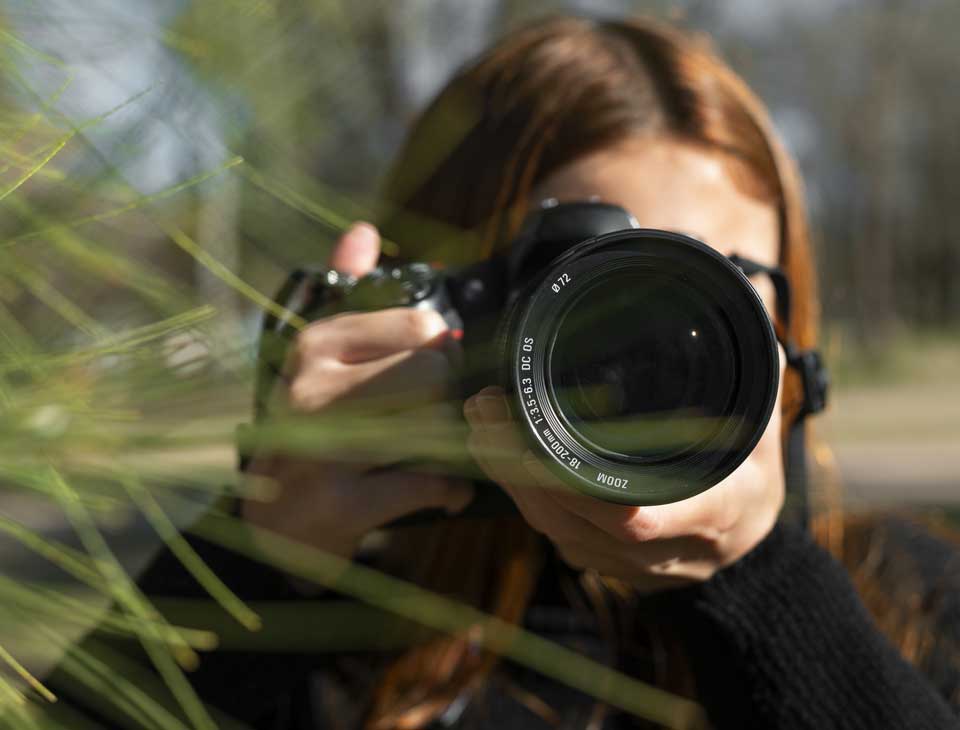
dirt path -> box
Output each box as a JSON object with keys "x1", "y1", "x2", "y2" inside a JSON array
[{"x1": 820, "y1": 380, "x2": 960, "y2": 506}]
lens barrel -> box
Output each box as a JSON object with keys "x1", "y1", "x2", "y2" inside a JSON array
[{"x1": 504, "y1": 229, "x2": 779, "y2": 505}]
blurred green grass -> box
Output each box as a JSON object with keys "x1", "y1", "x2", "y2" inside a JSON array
[{"x1": 825, "y1": 327, "x2": 959, "y2": 388}]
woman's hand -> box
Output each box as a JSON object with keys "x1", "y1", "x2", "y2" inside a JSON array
[
  {"x1": 243, "y1": 222, "x2": 473, "y2": 559},
  {"x1": 463, "y1": 353, "x2": 786, "y2": 593}
]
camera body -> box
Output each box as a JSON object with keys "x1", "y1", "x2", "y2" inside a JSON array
[{"x1": 254, "y1": 202, "x2": 641, "y2": 421}]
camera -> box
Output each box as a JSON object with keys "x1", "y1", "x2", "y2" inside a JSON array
[{"x1": 249, "y1": 201, "x2": 796, "y2": 509}]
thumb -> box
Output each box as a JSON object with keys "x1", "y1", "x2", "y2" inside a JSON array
[{"x1": 328, "y1": 222, "x2": 381, "y2": 277}]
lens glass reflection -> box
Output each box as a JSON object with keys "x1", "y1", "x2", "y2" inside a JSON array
[{"x1": 549, "y1": 270, "x2": 738, "y2": 460}]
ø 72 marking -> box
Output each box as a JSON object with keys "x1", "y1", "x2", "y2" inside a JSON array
[{"x1": 551, "y1": 272, "x2": 571, "y2": 293}]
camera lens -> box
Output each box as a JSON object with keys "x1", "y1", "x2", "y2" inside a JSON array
[{"x1": 505, "y1": 229, "x2": 778, "y2": 505}]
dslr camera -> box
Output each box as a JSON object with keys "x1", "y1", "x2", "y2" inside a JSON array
[{"x1": 249, "y1": 201, "x2": 827, "y2": 513}]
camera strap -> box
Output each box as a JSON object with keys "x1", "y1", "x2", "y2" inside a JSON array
[
  {"x1": 728, "y1": 255, "x2": 830, "y2": 529},
  {"x1": 782, "y1": 345, "x2": 830, "y2": 528}
]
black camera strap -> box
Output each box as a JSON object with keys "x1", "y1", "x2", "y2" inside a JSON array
[{"x1": 728, "y1": 254, "x2": 830, "y2": 528}]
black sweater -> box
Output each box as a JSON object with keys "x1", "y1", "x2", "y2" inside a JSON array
[
  {"x1": 51, "y1": 518, "x2": 960, "y2": 730},
  {"x1": 658, "y1": 520, "x2": 960, "y2": 729}
]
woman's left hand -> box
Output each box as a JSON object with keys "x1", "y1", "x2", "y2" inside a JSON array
[{"x1": 463, "y1": 351, "x2": 786, "y2": 593}]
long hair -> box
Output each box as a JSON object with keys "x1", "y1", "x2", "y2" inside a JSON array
[{"x1": 365, "y1": 15, "x2": 913, "y2": 729}]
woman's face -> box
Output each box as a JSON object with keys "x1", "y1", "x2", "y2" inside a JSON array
[{"x1": 529, "y1": 135, "x2": 780, "y2": 322}]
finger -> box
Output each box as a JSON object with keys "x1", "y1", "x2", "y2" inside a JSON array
[
  {"x1": 359, "y1": 471, "x2": 475, "y2": 525},
  {"x1": 336, "y1": 348, "x2": 455, "y2": 407},
  {"x1": 393, "y1": 401, "x2": 473, "y2": 465},
  {"x1": 466, "y1": 419, "x2": 542, "y2": 495},
  {"x1": 463, "y1": 386, "x2": 720, "y2": 544},
  {"x1": 300, "y1": 307, "x2": 449, "y2": 363},
  {"x1": 243, "y1": 461, "x2": 473, "y2": 546},
  {"x1": 342, "y1": 401, "x2": 470, "y2": 470},
  {"x1": 465, "y1": 419, "x2": 595, "y2": 543},
  {"x1": 635, "y1": 487, "x2": 735, "y2": 543},
  {"x1": 507, "y1": 471, "x2": 615, "y2": 547},
  {"x1": 513, "y1": 452, "x2": 671, "y2": 547},
  {"x1": 543, "y1": 486, "x2": 663, "y2": 544},
  {"x1": 474, "y1": 453, "x2": 586, "y2": 547},
  {"x1": 464, "y1": 386, "x2": 510, "y2": 426},
  {"x1": 465, "y1": 387, "x2": 582, "y2": 498},
  {"x1": 466, "y1": 389, "x2": 647, "y2": 502},
  {"x1": 541, "y1": 472, "x2": 744, "y2": 545},
  {"x1": 601, "y1": 450, "x2": 783, "y2": 545},
  {"x1": 525, "y1": 453, "x2": 722, "y2": 574},
  {"x1": 269, "y1": 403, "x2": 468, "y2": 472},
  {"x1": 464, "y1": 390, "x2": 715, "y2": 545},
  {"x1": 327, "y1": 221, "x2": 381, "y2": 277},
  {"x1": 291, "y1": 348, "x2": 453, "y2": 413}
]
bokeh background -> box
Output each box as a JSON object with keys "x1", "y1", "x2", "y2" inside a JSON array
[{"x1": 0, "y1": 0, "x2": 958, "y2": 721}]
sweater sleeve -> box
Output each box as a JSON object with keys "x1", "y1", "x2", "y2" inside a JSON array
[{"x1": 657, "y1": 522, "x2": 960, "y2": 730}]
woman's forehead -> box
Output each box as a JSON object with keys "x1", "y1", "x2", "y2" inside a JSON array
[{"x1": 529, "y1": 136, "x2": 780, "y2": 268}]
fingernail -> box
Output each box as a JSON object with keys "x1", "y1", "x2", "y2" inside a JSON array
[
  {"x1": 347, "y1": 221, "x2": 377, "y2": 239},
  {"x1": 331, "y1": 222, "x2": 380, "y2": 276},
  {"x1": 345, "y1": 223, "x2": 379, "y2": 253},
  {"x1": 476, "y1": 394, "x2": 503, "y2": 423}
]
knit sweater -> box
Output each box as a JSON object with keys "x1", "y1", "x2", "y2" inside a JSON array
[{"x1": 657, "y1": 519, "x2": 960, "y2": 728}]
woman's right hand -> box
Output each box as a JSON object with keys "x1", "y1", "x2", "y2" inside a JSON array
[{"x1": 242, "y1": 222, "x2": 474, "y2": 559}]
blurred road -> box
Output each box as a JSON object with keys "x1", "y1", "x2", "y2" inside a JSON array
[{"x1": 821, "y1": 380, "x2": 960, "y2": 507}]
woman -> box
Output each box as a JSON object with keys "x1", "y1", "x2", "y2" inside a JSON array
[{"x1": 78, "y1": 15, "x2": 960, "y2": 730}]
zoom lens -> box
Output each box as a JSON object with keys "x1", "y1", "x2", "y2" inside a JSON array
[{"x1": 506, "y1": 230, "x2": 778, "y2": 505}]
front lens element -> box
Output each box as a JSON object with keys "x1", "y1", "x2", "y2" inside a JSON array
[{"x1": 549, "y1": 270, "x2": 737, "y2": 461}]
